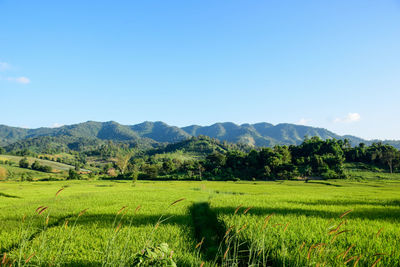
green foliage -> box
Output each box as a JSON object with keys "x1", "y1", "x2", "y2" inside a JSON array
[
  {"x1": 20, "y1": 172, "x2": 33, "y2": 181},
  {"x1": 132, "y1": 243, "x2": 177, "y2": 266},
  {"x1": 345, "y1": 142, "x2": 400, "y2": 173},
  {"x1": 0, "y1": 166, "x2": 7, "y2": 179},
  {"x1": 31, "y1": 160, "x2": 53, "y2": 173},
  {"x1": 67, "y1": 168, "x2": 80, "y2": 180},
  {"x1": 1, "y1": 121, "x2": 400, "y2": 156},
  {"x1": 291, "y1": 137, "x2": 346, "y2": 179},
  {"x1": 2, "y1": 132, "x2": 399, "y2": 182},
  {"x1": 19, "y1": 157, "x2": 29, "y2": 168}
]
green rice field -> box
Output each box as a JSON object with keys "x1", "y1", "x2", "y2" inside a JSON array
[{"x1": 0, "y1": 179, "x2": 399, "y2": 266}]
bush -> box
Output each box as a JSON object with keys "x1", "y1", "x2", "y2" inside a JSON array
[
  {"x1": 107, "y1": 168, "x2": 117, "y2": 177},
  {"x1": 132, "y1": 243, "x2": 176, "y2": 267},
  {"x1": 21, "y1": 172, "x2": 33, "y2": 182},
  {"x1": 321, "y1": 169, "x2": 340, "y2": 179},
  {"x1": 67, "y1": 169, "x2": 80, "y2": 180},
  {"x1": 0, "y1": 167, "x2": 7, "y2": 179},
  {"x1": 31, "y1": 160, "x2": 53, "y2": 173},
  {"x1": 19, "y1": 157, "x2": 30, "y2": 168}
]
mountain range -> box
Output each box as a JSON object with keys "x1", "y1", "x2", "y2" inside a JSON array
[{"x1": 0, "y1": 121, "x2": 399, "y2": 150}]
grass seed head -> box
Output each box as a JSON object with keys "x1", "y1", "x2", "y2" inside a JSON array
[
  {"x1": 328, "y1": 221, "x2": 345, "y2": 235},
  {"x1": 35, "y1": 206, "x2": 44, "y2": 213},
  {"x1": 262, "y1": 213, "x2": 274, "y2": 229},
  {"x1": 135, "y1": 205, "x2": 141, "y2": 214},
  {"x1": 38, "y1": 207, "x2": 48, "y2": 215},
  {"x1": 373, "y1": 253, "x2": 386, "y2": 256},
  {"x1": 78, "y1": 208, "x2": 88, "y2": 217},
  {"x1": 307, "y1": 244, "x2": 316, "y2": 260},
  {"x1": 115, "y1": 222, "x2": 122, "y2": 232},
  {"x1": 283, "y1": 222, "x2": 290, "y2": 232},
  {"x1": 195, "y1": 237, "x2": 205, "y2": 249},
  {"x1": 25, "y1": 253, "x2": 35, "y2": 263},
  {"x1": 2, "y1": 253, "x2": 6, "y2": 264},
  {"x1": 376, "y1": 227, "x2": 383, "y2": 237},
  {"x1": 237, "y1": 223, "x2": 247, "y2": 233},
  {"x1": 234, "y1": 204, "x2": 243, "y2": 215},
  {"x1": 340, "y1": 209, "x2": 353, "y2": 218},
  {"x1": 335, "y1": 230, "x2": 351, "y2": 237},
  {"x1": 55, "y1": 188, "x2": 64, "y2": 197},
  {"x1": 117, "y1": 206, "x2": 127, "y2": 215},
  {"x1": 344, "y1": 256, "x2": 357, "y2": 264},
  {"x1": 223, "y1": 247, "x2": 229, "y2": 259},
  {"x1": 169, "y1": 198, "x2": 186, "y2": 207},
  {"x1": 353, "y1": 255, "x2": 361, "y2": 267},
  {"x1": 224, "y1": 226, "x2": 234, "y2": 238},
  {"x1": 342, "y1": 244, "x2": 355, "y2": 259},
  {"x1": 243, "y1": 206, "x2": 253, "y2": 214},
  {"x1": 371, "y1": 257, "x2": 382, "y2": 267}
]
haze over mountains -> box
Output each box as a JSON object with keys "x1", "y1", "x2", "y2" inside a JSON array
[{"x1": 0, "y1": 121, "x2": 399, "y2": 150}]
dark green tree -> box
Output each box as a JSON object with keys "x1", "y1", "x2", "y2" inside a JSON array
[
  {"x1": 67, "y1": 168, "x2": 80, "y2": 180},
  {"x1": 19, "y1": 157, "x2": 30, "y2": 168}
]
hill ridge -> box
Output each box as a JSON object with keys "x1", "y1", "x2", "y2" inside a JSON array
[{"x1": 0, "y1": 121, "x2": 399, "y2": 150}]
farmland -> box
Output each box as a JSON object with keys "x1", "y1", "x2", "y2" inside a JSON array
[
  {"x1": 0, "y1": 155, "x2": 75, "y2": 172},
  {"x1": 1, "y1": 178, "x2": 399, "y2": 266}
]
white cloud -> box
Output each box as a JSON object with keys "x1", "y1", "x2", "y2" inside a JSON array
[
  {"x1": 5, "y1": 76, "x2": 31, "y2": 84},
  {"x1": 51, "y1": 123, "x2": 64, "y2": 128},
  {"x1": 296, "y1": 118, "x2": 312, "y2": 125},
  {"x1": 0, "y1": 62, "x2": 10, "y2": 71},
  {"x1": 15, "y1": 77, "x2": 30, "y2": 84},
  {"x1": 334, "y1": 112, "x2": 361, "y2": 123}
]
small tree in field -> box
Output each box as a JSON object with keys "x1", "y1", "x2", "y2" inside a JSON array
[
  {"x1": 115, "y1": 149, "x2": 134, "y2": 174},
  {"x1": 381, "y1": 149, "x2": 399, "y2": 173},
  {"x1": 19, "y1": 157, "x2": 29, "y2": 168},
  {"x1": 67, "y1": 168, "x2": 80, "y2": 180}
]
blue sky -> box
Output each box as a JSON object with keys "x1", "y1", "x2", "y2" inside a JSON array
[{"x1": 1, "y1": 0, "x2": 400, "y2": 140}]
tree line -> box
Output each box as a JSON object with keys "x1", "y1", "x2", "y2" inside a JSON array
[
  {"x1": 2, "y1": 136, "x2": 400, "y2": 181},
  {"x1": 102, "y1": 137, "x2": 400, "y2": 181}
]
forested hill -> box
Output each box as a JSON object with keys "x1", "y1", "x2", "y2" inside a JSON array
[{"x1": 0, "y1": 121, "x2": 399, "y2": 150}]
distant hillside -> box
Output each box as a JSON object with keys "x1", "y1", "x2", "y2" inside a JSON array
[
  {"x1": 148, "y1": 136, "x2": 253, "y2": 157},
  {"x1": 1, "y1": 121, "x2": 399, "y2": 151},
  {"x1": 182, "y1": 122, "x2": 345, "y2": 147},
  {"x1": 130, "y1": 121, "x2": 190, "y2": 143}
]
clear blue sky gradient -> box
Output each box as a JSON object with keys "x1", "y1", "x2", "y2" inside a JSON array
[{"x1": 1, "y1": 1, "x2": 400, "y2": 140}]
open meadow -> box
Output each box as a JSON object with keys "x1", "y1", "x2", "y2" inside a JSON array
[{"x1": 0, "y1": 178, "x2": 399, "y2": 266}]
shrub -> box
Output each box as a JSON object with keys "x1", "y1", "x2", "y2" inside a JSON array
[
  {"x1": 19, "y1": 157, "x2": 30, "y2": 168},
  {"x1": 21, "y1": 172, "x2": 33, "y2": 182},
  {"x1": 321, "y1": 169, "x2": 339, "y2": 179},
  {"x1": 31, "y1": 160, "x2": 53, "y2": 173},
  {"x1": 67, "y1": 168, "x2": 80, "y2": 180},
  {"x1": 107, "y1": 168, "x2": 117, "y2": 177},
  {"x1": 132, "y1": 243, "x2": 176, "y2": 266},
  {"x1": 0, "y1": 167, "x2": 7, "y2": 179}
]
